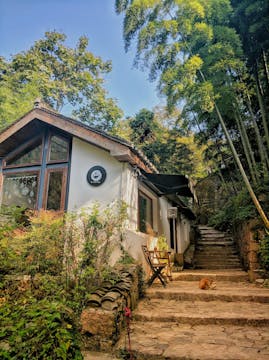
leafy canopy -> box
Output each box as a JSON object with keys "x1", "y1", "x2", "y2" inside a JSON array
[{"x1": 0, "y1": 31, "x2": 123, "y2": 132}]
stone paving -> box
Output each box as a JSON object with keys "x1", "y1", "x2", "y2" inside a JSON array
[
  {"x1": 82, "y1": 351, "x2": 118, "y2": 360},
  {"x1": 121, "y1": 322, "x2": 269, "y2": 359},
  {"x1": 84, "y1": 270, "x2": 269, "y2": 359}
]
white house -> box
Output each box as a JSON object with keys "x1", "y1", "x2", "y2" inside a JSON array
[{"x1": 0, "y1": 101, "x2": 195, "y2": 266}]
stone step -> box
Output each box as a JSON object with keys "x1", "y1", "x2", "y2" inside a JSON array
[
  {"x1": 195, "y1": 261, "x2": 241, "y2": 266},
  {"x1": 195, "y1": 264, "x2": 241, "y2": 270},
  {"x1": 195, "y1": 264, "x2": 242, "y2": 269},
  {"x1": 195, "y1": 255, "x2": 240, "y2": 260},
  {"x1": 115, "y1": 269, "x2": 269, "y2": 359},
  {"x1": 172, "y1": 270, "x2": 249, "y2": 282},
  {"x1": 199, "y1": 233, "x2": 232, "y2": 239},
  {"x1": 116, "y1": 322, "x2": 269, "y2": 359},
  {"x1": 195, "y1": 252, "x2": 239, "y2": 257},
  {"x1": 146, "y1": 281, "x2": 269, "y2": 303},
  {"x1": 196, "y1": 241, "x2": 235, "y2": 246},
  {"x1": 195, "y1": 260, "x2": 241, "y2": 265},
  {"x1": 82, "y1": 351, "x2": 118, "y2": 360},
  {"x1": 195, "y1": 248, "x2": 238, "y2": 253},
  {"x1": 134, "y1": 299, "x2": 269, "y2": 326},
  {"x1": 195, "y1": 258, "x2": 241, "y2": 264},
  {"x1": 195, "y1": 264, "x2": 242, "y2": 268}
]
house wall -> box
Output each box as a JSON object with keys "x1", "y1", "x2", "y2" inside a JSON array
[
  {"x1": 120, "y1": 165, "x2": 138, "y2": 230},
  {"x1": 177, "y1": 214, "x2": 190, "y2": 254},
  {"x1": 159, "y1": 196, "x2": 172, "y2": 246},
  {"x1": 67, "y1": 137, "x2": 191, "y2": 272},
  {"x1": 68, "y1": 137, "x2": 123, "y2": 210}
]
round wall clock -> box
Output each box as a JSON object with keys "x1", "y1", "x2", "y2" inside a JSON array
[{"x1": 87, "y1": 166, "x2": 107, "y2": 186}]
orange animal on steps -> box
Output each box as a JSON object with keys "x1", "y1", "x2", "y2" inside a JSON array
[{"x1": 199, "y1": 278, "x2": 216, "y2": 290}]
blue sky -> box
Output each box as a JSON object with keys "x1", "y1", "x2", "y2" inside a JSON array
[{"x1": 0, "y1": 0, "x2": 163, "y2": 117}]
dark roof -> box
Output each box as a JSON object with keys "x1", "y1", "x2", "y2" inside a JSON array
[
  {"x1": 37, "y1": 107, "x2": 158, "y2": 171},
  {"x1": 140, "y1": 171, "x2": 194, "y2": 197},
  {"x1": 0, "y1": 105, "x2": 157, "y2": 172},
  {"x1": 139, "y1": 170, "x2": 196, "y2": 220}
]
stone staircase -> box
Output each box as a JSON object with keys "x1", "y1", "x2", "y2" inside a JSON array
[
  {"x1": 115, "y1": 270, "x2": 269, "y2": 360},
  {"x1": 194, "y1": 226, "x2": 242, "y2": 269}
]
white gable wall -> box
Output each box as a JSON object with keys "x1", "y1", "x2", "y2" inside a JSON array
[{"x1": 68, "y1": 137, "x2": 123, "y2": 210}]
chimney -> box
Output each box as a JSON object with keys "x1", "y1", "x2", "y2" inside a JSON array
[{"x1": 34, "y1": 98, "x2": 42, "y2": 108}]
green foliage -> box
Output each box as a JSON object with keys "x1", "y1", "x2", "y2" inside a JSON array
[
  {"x1": 208, "y1": 188, "x2": 256, "y2": 230},
  {"x1": 0, "y1": 31, "x2": 123, "y2": 131},
  {"x1": 259, "y1": 232, "x2": 269, "y2": 272},
  {"x1": 127, "y1": 107, "x2": 210, "y2": 179},
  {"x1": 118, "y1": 245, "x2": 136, "y2": 265},
  {"x1": 65, "y1": 201, "x2": 128, "y2": 290},
  {"x1": 0, "y1": 210, "x2": 64, "y2": 276},
  {"x1": 0, "y1": 201, "x2": 129, "y2": 359},
  {"x1": 0, "y1": 299, "x2": 82, "y2": 360},
  {"x1": 116, "y1": 0, "x2": 269, "y2": 228},
  {"x1": 157, "y1": 235, "x2": 168, "y2": 251}
]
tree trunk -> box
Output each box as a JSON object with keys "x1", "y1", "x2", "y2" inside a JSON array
[
  {"x1": 233, "y1": 108, "x2": 257, "y2": 185},
  {"x1": 262, "y1": 50, "x2": 269, "y2": 90},
  {"x1": 246, "y1": 94, "x2": 269, "y2": 172},
  {"x1": 255, "y1": 76, "x2": 269, "y2": 151},
  {"x1": 215, "y1": 141, "x2": 238, "y2": 194},
  {"x1": 214, "y1": 104, "x2": 269, "y2": 230}
]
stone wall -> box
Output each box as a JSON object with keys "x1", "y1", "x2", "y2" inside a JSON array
[
  {"x1": 80, "y1": 264, "x2": 143, "y2": 352},
  {"x1": 232, "y1": 220, "x2": 263, "y2": 281}
]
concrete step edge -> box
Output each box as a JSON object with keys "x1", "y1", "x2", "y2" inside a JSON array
[
  {"x1": 134, "y1": 314, "x2": 269, "y2": 326},
  {"x1": 146, "y1": 292, "x2": 269, "y2": 303}
]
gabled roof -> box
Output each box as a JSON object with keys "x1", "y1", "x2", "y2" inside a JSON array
[{"x1": 0, "y1": 104, "x2": 157, "y2": 173}]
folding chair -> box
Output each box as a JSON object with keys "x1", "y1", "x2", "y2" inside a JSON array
[{"x1": 142, "y1": 245, "x2": 168, "y2": 287}]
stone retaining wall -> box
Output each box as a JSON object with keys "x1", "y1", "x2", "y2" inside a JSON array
[
  {"x1": 80, "y1": 264, "x2": 143, "y2": 352},
  {"x1": 232, "y1": 220, "x2": 264, "y2": 281}
]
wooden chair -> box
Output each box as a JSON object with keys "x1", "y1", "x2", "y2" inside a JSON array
[{"x1": 142, "y1": 245, "x2": 172, "y2": 287}]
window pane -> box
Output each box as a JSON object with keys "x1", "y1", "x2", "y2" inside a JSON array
[
  {"x1": 2, "y1": 172, "x2": 39, "y2": 208},
  {"x1": 138, "y1": 192, "x2": 153, "y2": 233},
  {"x1": 49, "y1": 136, "x2": 69, "y2": 161},
  {"x1": 6, "y1": 139, "x2": 42, "y2": 166},
  {"x1": 46, "y1": 171, "x2": 63, "y2": 210}
]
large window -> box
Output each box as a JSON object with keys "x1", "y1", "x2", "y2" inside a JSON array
[
  {"x1": 138, "y1": 191, "x2": 153, "y2": 233},
  {"x1": 44, "y1": 168, "x2": 67, "y2": 210},
  {"x1": 2, "y1": 172, "x2": 39, "y2": 208},
  {"x1": 5, "y1": 138, "x2": 43, "y2": 167},
  {"x1": 48, "y1": 135, "x2": 69, "y2": 162},
  {"x1": 1, "y1": 133, "x2": 70, "y2": 211}
]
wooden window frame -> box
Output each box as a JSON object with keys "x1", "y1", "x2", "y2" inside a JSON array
[{"x1": 43, "y1": 167, "x2": 68, "y2": 211}]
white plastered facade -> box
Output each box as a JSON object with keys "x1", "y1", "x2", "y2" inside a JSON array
[{"x1": 67, "y1": 137, "x2": 191, "y2": 268}]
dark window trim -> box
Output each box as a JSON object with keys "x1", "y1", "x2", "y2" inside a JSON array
[
  {"x1": 138, "y1": 189, "x2": 153, "y2": 233},
  {"x1": 46, "y1": 134, "x2": 70, "y2": 164},
  {"x1": 3, "y1": 136, "x2": 44, "y2": 169},
  {"x1": 1, "y1": 129, "x2": 71, "y2": 211}
]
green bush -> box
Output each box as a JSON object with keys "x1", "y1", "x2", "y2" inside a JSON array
[
  {"x1": 208, "y1": 188, "x2": 256, "y2": 231},
  {"x1": 0, "y1": 299, "x2": 82, "y2": 360},
  {"x1": 259, "y1": 233, "x2": 269, "y2": 272},
  {"x1": 0, "y1": 202, "x2": 129, "y2": 359}
]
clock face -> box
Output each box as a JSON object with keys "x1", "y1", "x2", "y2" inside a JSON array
[
  {"x1": 87, "y1": 166, "x2": 106, "y2": 186},
  {"x1": 91, "y1": 170, "x2": 102, "y2": 182}
]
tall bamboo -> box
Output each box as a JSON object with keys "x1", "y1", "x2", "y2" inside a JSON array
[
  {"x1": 215, "y1": 104, "x2": 269, "y2": 229},
  {"x1": 233, "y1": 108, "x2": 257, "y2": 184}
]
